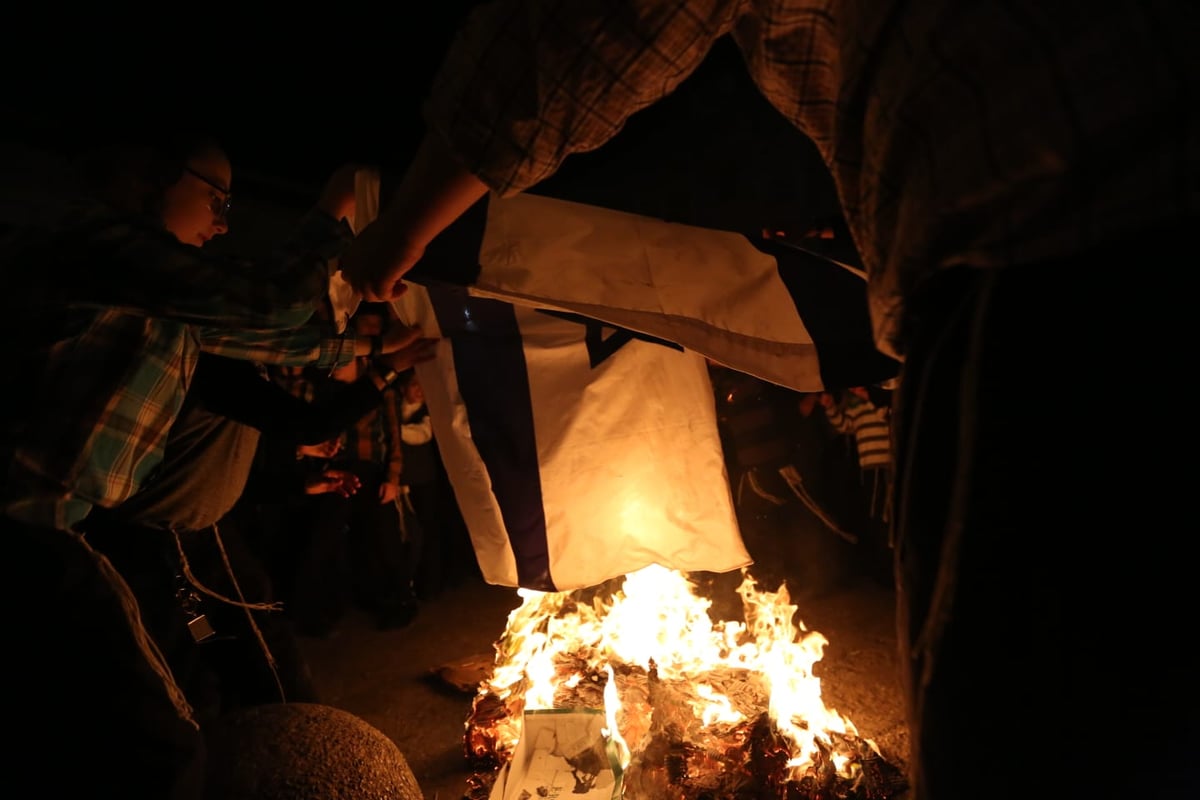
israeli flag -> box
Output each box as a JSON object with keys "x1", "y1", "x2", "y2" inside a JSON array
[
  {"x1": 405, "y1": 192, "x2": 897, "y2": 394},
  {"x1": 386, "y1": 193, "x2": 895, "y2": 591}
]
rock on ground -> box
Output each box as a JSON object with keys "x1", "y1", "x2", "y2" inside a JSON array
[{"x1": 204, "y1": 702, "x2": 424, "y2": 800}]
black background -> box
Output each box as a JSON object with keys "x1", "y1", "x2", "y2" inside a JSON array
[{"x1": 1, "y1": 4, "x2": 841, "y2": 233}]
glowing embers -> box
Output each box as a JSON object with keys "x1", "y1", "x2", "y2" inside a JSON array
[{"x1": 464, "y1": 565, "x2": 906, "y2": 799}]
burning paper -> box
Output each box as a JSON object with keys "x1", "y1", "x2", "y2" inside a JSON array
[
  {"x1": 490, "y1": 709, "x2": 624, "y2": 800},
  {"x1": 464, "y1": 566, "x2": 907, "y2": 800}
]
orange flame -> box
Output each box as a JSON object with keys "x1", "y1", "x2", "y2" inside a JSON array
[{"x1": 476, "y1": 564, "x2": 878, "y2": 783}]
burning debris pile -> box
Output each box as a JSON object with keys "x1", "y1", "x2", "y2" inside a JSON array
[{"x1": 462, "y1": 566, "x2": 906, "y2": 800}]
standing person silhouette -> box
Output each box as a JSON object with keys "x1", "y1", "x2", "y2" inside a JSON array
[{"x1": 337, "y1": 2, "x2": 1200, "y2": 798}]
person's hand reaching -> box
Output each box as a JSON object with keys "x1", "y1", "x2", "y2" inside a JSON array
[
  {"x1": 305, "y1": 469, "x2": 361, "y2": 498},
  {"x1": 341, "y1": 217, "x2": 425, "y2": 302},
  {"x1": 340, "y1": 131, "x2": 490, "y2": 301},
  {"x1": 297, "y1": 437, "x2": 342, "y2": 460},
  {"x1": 376, "y1": 325, "x2": 439, "y2": 373},
  {"x1": 379, "y1": 321, "x2": 431, "y2": 355},
  {"x1": 379, "y1": 482, "x2": 400, "y2": 505}
]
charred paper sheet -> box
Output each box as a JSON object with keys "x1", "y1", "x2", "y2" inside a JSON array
[{"x1": 489, "y1": 709, "x2": 623, "y2": 800}]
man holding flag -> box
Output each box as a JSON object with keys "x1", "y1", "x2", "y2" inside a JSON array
[{"x1": 339, "y1": 2, "x2": 1199, "y2": 799}]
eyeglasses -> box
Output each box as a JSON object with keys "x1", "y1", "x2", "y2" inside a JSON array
[{"x1": 184, "y1": 166, "x2": 232, "y2": 223}]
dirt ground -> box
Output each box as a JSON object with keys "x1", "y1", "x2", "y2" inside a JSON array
[{"x1": 296, "y1": 505, "x2": 910, "y2": 800}]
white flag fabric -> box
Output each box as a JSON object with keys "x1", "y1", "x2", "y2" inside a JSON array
[
  {"x1": 391, "y1": 283, "x2": 751, "y2": 592},
  {"x1": 406, "y1": 193, "x2": 898, "y2": 393}
]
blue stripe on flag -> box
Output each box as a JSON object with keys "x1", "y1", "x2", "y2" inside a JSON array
[{"x1": 426, "y1": 285, "x2": 556, "y2": 591}]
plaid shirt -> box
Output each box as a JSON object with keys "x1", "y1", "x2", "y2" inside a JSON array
[
  {"x1": 426, "y1": 0, "x2": 1198, "y2": 359},
  {"x1": 1, "y1": 200, "x2": 355, "y2": 531},
  {"x1": 339, "y1": 375, "x2": 404, "y2": 486},
  {"x1": 270, "y1": 365, "x2": 320, "y2": 404}
]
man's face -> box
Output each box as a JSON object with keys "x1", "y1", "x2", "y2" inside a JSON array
[{"x1": 161, "y1": 148, "x2": 232, "y2": 247}]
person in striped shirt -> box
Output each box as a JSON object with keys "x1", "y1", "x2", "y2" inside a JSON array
[
  {"x1": 820, "y1": 386, "x2": 892, "y2": 516},
  {"x1": 819, "y1": 386, "x2": 893, "y2": 584},
  {"x1": 338, "y1": 2, "x2": 1200, "y2": 798}
]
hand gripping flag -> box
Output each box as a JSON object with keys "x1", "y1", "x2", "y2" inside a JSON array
[{"x1": 405, "y1": 192, "x2": 898, "y2": 394}]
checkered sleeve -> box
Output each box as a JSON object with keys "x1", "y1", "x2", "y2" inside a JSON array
[
  {"x1": 425, "y1": 0, "x2": 745, "y2": 197},
  {"x1": 198, "y1": 323, "x2": 357, "y2": 369},
  {"x1": 44, "y1": 205, "x2": 351, "y2": 329}
]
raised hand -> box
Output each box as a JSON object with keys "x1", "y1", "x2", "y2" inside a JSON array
[
  {"x1": 304, "y1": 468, "x2": 361, "y2": 498},
  {"x1": 376, "y1": 327, "x2": 439, "y2": 374},
  {"x1": 296, "y1": 437, "x2": 342, "y2": 460},
  {"x1": 379, "y1": 482, "x2": 400, "y2": 505},
  {"x1": 340, "y1": 132, "x2": 489, "y2": 301},
  {"x1": 380, "y1": 322, "x2": 428, "y2": 354},
  {"x1": 340, "y1": 217, "x2": 425, "y2": 302}
]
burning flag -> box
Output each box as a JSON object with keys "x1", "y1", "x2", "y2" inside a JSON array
[
  {"x1": 385, "y1": 190, "x2": 896, "y2": 590},
  {"x1": 465, "y1": 565, "x2": 907, "y2": 800},
  {"x1": 378, "y1": 188, "x2": 906, "y2": 797},
  {"x1": 391, "y1": 284, "x2": 751, "y2": 592}
]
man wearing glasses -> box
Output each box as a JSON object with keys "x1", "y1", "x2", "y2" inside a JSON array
[
  {"x1": 0, "y1": 123, "x2": 407, "y2": 799},
  {"x1": 175, "y1": 163, "x2": 233, "y2": 244}
]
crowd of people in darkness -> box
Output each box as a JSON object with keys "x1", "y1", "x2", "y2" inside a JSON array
[{"x1": 1, "y1": 1, "x2": 1195, "y2": 798}]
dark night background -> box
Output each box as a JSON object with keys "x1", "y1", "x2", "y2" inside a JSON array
[{"x1": 1, "y1": 4, "x2": 842, "y2": 238}]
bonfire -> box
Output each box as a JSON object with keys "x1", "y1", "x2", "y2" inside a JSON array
[{"x1": 462, "y1": 565, "x2": 907, "y2": 800}]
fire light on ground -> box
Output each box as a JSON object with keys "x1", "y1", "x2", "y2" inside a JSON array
[{"x1": 464, "y1": 565, "x2": 906, "y2": 799}]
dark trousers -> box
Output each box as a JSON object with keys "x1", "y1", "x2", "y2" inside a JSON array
[
  {"x1": 287, "y1": 488, "x2": 354, "y2": 636},
  {"x1": 1, "y1": 517, "x2": 206, "y2": 799},
  {"x1": 415, "y1": 461, "x2": 480, "y2": 598},
  {"x1": 406, "y1": 480, "x2": 441, "y2": 598},
  {"x1": 280, "y1": 458, "x2": 415, "y2": 631},
  {"x1": 194, "y1": 513, "x2": 321, "y2": 709},
  {"x1": 80, "y1": 515, "x2": 320, "y2": 723},
  {"x1": 343, "y1": 459, "x2": 414, "y2": 618},
  {"x1": 893, "y1": 230, "x2": 1200, "y2": 800}
]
